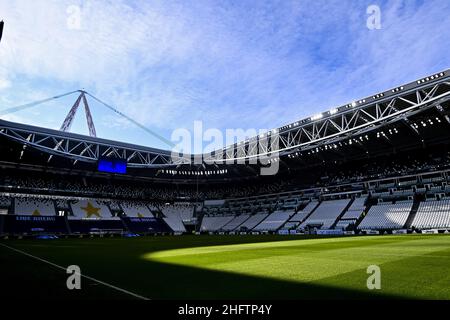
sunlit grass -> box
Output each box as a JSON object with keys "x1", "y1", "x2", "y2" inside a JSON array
[{"x1": 143, "y1": 234, "x2": 450, "y2": 299}]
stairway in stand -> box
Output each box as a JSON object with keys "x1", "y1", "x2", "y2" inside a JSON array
[
  {"x1": 403, "y1": 199, "x2": 421, "y2": 229},
  {"x1": 330, "y1": 198, "x2": 355, "y2": 229}
]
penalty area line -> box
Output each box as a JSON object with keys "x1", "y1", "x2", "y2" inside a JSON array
[{"x1": 0, "y1": 243, "x2": 150, "y2": 300}]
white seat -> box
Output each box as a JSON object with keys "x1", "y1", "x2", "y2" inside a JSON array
[
  {"x1": 358, "y1": 202, "x2": 412, "y2": 230},
  {"x1": 200, "y1": 215, "x2": 234, "y2": 232},
  {"x1": 300, "y1": 199, "x2": 350, "y2": 229},
  {"x1": 253, "y1": 210, "x2": 292, "y2": 231},
  {"x1": 15, "y1": 197, "x2": 56, "y2": 216},
  {"x1": 69, "y1": 199, "x2": 116, "y2": 220},
  {"x1": 411, "y1": 200, "x2": 450, "y2": 229}
]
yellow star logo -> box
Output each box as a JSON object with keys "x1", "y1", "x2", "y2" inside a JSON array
[
  {"x1": 32, "y1": 209, "x2": 41, "y2": 216},
  {"x1": 81, "y1": 202, "x2": 102, "y2": 218}
]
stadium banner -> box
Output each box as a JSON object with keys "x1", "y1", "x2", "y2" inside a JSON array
[
  {"x1": 316, "y1": 229, "x2": 343, "y2": 235},
  {"x1": 392, "y1": 229, "x2": 408, "y2": 234},
  {"x1": 363, "y1": 230, "x2": 380, "y2": 235},
  {"x1": 421, "y1": 229, "x2": 439, "y2": 234},
  {"x1": 15, "y1": 216, "x2": 56, "y2": 222},
  {"x1": 128, "y1": 217, "x2": 158, "y2": 222},
  {"x1": 277, "y1": 230, "x2": 289, "y2": 235}
]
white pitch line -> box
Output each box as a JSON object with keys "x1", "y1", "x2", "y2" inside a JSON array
[{"x1": 0, "y1": 243, "x2": 150, "y2": 300}]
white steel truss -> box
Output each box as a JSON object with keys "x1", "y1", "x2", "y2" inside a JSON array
[
  {"x1": 203, "y1": 74, "x2": 450, "y2": 163},
  {"x1": 0, "y1": 121, "x2": 189, "y2": 168},
  {"x1": 0, "y1": 70, "x2": 449, "y2": 168}
]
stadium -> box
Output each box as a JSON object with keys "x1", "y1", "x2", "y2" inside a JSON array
[{"x1": 1, "y1": 1, "x2": 450, "y2": 306}]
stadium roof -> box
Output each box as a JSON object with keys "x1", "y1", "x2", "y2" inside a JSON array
[
  {"x1": 0, "y1": 117, "x2": 174, "y2": 162},
  {"x1": 1, "y1": 69, "x2": 450, "y2": 182}
]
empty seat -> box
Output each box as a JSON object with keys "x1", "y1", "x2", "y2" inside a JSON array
[
  {"x1": 200, "y1": 215, "x2": 234, "y2": 232},
  {"x1": 253, "y1": 210, "x2": 292, "y2": 231},
  {"x1": 238, "y1": 213, "x2": 269, "y2": 230},
  {"x1": 221, "y1": 214, "x2": 250, "y2": 231},
  {"x1": 120, "y1": 201, "x2": 154, "y2": 218},
  {"x1": 358, "y1": 202, "x2": 412, "y2": 230},
  {"x1": 300, "y1": 199, "x2": 350, "y2": 229},
  {"x1": 289, "y1": 201, "x2": 318, "y2": 222},
  {"x1": 341, "y1": 197, "x2": 367, "y2": 219},
  {"x1": 411, "y1": 200, "x2": 450, "y2": 229},
  {"x1": 15, "y1": 197, "x2": 56, "y2": 216},
  {"x1": 159, "y1": 204, "x2": 195, "y2": 232},
  {"x1": 70, "y1": 199, "x2": 116, "y2": 220}
]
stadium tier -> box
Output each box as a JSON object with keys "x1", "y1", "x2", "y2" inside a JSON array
[
  {"x1": 160, "y1": 204, "x2": 194, "y2": 223},
  {"x1": 2, "y1": 158, "x2": 450, "y2": 235},
  {"x1": 200, "y1": 215, "x2": 235, "y2": 232},
  {"x1": 299, "y1": 199, "x2": 351, "y2": 229},
  {"x1": 340, "y1": 197, "x2": 367, "y2": 219},
  {"x1": 221, "y1": 214, "x2": 251, "y2": 231},
  {"x1": 237, "y1": 213, "x2": 269, "y2": 231},
  {"x1": 411, "y1": 199, "x2": 450, "y2": 229},
  {"x1": 66, "y1": 200, "x2": 126, "y2": 234},
  {"x1": 120, "y1": 201, "x2": 154, "y2": 218},
  {"x1": 15, "y1": 197, "x2": 56, "y2": 216},
  {"x1": 276, "y1": 201, "x2": 319, "y2": 232},
  {"x1": 160, "y1": 204, "x2": 195, "y2": 233},
  {"x1": 70, "y1": 199, "x2": 116, "y2": 220},
  {"x1": 289, "y1": 201, "x2": 319, "y2": 222},
  {"x1": 358, "y1": 201, "x2": 413, "y2": 230},
  {"x1": 1, "y1": 70, "x2": 450, "y2": 236},
  {"x1": 333, "y1": 197, "x2": 367, "y2": 230},
  {"x1": 253, "y1": 210, "x2": 292, "y2": 231}
]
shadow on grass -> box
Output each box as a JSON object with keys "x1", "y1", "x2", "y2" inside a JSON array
[
  {"x1": 0, "y1": 235, "x2": 417, "y2": 300},
  {"x1": 134, "y1": 260, "x2": 399, "y2": 300}
]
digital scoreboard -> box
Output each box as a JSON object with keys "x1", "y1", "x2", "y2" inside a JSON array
[{"x1": 97, "y1": 158, "x2": 127, "y2": 174}]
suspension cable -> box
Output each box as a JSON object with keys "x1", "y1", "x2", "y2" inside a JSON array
[
  {"x1": 83, "y1": 91, "x2": 175, "y2": 149},
  {"x1": 0, "y1": 89, "x2": 176, "y2": 149},
  {"x1": 0, "y1": 90, "x2": 81, "y2": 117}
]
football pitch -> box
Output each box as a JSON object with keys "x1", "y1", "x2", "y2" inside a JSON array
[{"x1": 1, "y1": 234, "x2": 450, "y2": 300}]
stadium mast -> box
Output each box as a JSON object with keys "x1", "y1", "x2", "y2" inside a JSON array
[
  {"x1": 60, "y1": 91, "x2": 97, "y2": 137},
  {"x1": 0, "y1": 89, "x2": 175, "y2": 148}
]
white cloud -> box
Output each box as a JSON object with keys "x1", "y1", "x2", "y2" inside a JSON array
[
  {"x1": 0, "y1": 77, "x2": 10, "y2": 90},
  {"x1": 0, "y1": 0, "x2": 449, "y2": 151}
]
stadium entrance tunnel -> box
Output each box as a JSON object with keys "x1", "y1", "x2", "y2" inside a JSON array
[{"x1": 141, "y1": 235, "x2": 450, "y2": 299}]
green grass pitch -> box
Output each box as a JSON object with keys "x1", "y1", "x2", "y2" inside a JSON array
[{"x1": 1, "y1": 234, "x2": 450, "y2": 299}]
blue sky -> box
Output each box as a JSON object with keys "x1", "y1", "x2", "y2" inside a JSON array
[{"x1": 0, "y1": 0, "x2": 449, "y2": 152}]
